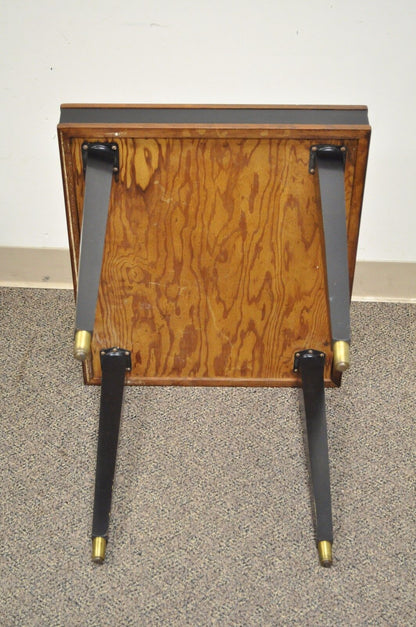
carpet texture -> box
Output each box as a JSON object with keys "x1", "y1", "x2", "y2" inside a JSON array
[{"x1": 1, "y1": 288, "x2": 415, "y2": 625}]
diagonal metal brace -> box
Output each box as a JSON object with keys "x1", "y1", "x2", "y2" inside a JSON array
[
  {"x1": 74, "y1": 142, "x2": 119, "y2": 361},
  {"x1": 310, "y1": 145, "x2": 351, "y2": 371}
]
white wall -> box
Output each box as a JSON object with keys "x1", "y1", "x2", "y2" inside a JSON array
[{"x1": 1, "y1": 0, "x2": 415, "y2": 261}]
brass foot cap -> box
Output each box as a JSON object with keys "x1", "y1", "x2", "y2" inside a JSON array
[
  {"x1": 74, "y1": 330, "x2": 91, "y2": 362},
  {"x1": 318, "y1": 540, "x2": 332, "y2": 567},
  {"x1": 333, "y1": 340, "x2": 350, "y2": 372},
  {"x1": 92, "y1": 537, "x2": 107, "y2": 564}
]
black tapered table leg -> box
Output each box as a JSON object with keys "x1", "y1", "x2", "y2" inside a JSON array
[
  {"x1": 91, "y1": 347, "x2": 131, "y2": 563},
  {"x1": 295, "y1": 349, "x2": 333, "y2": 567},
  {"x1": 310, "y1": 144, "x2": 351, "y2": 373},
  {"x1": 73, "y1": 142, "x2": 118, "y2": 362}
]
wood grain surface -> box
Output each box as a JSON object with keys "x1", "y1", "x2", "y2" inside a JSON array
[{"x1": 59, "y1": 123, "x2": 370, "y2": 387}]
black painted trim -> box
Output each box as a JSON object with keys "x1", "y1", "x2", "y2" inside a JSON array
[{"x1": 60, "y1": 106, "x2": 369, "y2": 126}]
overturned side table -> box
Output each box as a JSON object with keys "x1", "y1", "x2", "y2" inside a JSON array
[{"x1": 58, "y1": 104, "x2": 371, "y2": 566}]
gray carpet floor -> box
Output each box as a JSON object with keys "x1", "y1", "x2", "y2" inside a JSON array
[{"x1": 1, "y1": 288, "x2": 415, "y2": 626}]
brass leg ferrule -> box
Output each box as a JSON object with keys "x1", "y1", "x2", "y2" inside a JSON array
[
  {"x1": 92, "y1": 537, "x2": 107, "y2": 564},
  {"x1": 333, "y1": 340, "x2": 350, "y2": 372},
  {"x1": 318, "y1": 540, "x2": 332, "y2": 567},
  {"x1": 74, "y1": 330, "x2": 92, "y2": 362}
]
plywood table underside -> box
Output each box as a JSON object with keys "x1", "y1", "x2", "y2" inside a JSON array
[{"x1": 60, "y1": 126, "x2": 369, "y2": 387}]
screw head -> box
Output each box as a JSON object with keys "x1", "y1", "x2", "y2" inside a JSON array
[
  {"x1": 310, "y1": 168, "x2": 315, "y2": 174},
  {"x1": 340, "y1": 146, "x2": 346, "y2": 152},
  {"x1": 111, "y1": 144, "x2": 117, "y2": 151},
  {"x1": 113, "y1": 167, "x2": 119, "y2": 173},
  {"x1": 311, "y1": 146, "x2": 318, "y2": 152}
]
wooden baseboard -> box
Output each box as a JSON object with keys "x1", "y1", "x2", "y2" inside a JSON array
[
  {"x1": 0, "y1": 248, "x2": 414, "y2": 302},
  {"x1": 0, "y1": 247, "x2": 73, "y2": 289},
  {"x1": 352, "y1": 261, "x2": 415, "y2": 303}
]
